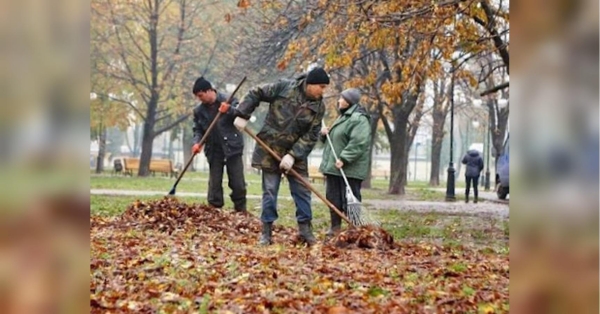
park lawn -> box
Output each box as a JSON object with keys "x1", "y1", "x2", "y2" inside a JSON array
[
  {"x1": 91, "y1": 194, "x2": 508, "y2": 313},
  {"x1": 90, "y1": 173, "x2": 465, "y2": 202}
]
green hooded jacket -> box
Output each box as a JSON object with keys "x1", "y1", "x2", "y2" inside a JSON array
[{"x1": 319, "y1": 104, "x2": 371, "y2": 180}]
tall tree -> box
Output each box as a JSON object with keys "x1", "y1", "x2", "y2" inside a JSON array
[{"x1": 92, "y1": 0, "x2": 209, "y2": 176}]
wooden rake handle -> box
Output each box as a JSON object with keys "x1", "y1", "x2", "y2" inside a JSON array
[{"x1": 243, "y1": 127, "x2": 354, "y2": 227}]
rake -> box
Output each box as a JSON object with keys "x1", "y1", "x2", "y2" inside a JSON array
[{"x1": 322, "y1": 120, "x2": 380, "y2": 227}]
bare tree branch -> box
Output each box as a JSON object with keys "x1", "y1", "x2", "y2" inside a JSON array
[
  {"x1": 480, "y1": 81, "x2": 509, "y2": 96},
  {"x1": 154, "y1": 114, "x2": 191, "y2": 135}
]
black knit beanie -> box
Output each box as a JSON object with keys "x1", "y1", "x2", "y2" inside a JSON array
[
  {"x1": 305, "y1": 67, "x2": 330, "y2": 85},
  {"x1": 192, "y1": 77, "x2": 213, "y2": 94}
]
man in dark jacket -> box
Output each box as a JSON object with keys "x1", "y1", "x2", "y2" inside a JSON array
[
  {"x1": 233, "y1": 67, "x2": 330, "y2": 246},
  {"x1": 192, "y1": 77, "x2": 247, "y2": 212},
  {"x1": 461, "y1": 149, "x2": 484, "y2": 203}
]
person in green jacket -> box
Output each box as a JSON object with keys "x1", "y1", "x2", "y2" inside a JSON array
[{"x1": 319, "y1": 88, "x2": 372, "y2": 239}]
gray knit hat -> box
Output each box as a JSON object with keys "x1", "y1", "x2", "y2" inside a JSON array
[{"x1": 340, "y1": 88, "x2": 361, "y2": 105}]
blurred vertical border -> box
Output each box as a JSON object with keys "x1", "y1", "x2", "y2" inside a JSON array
[
  {"x1": 511, "y1": 0, "x2": 599, "y2": 312},
  {"x1": 0, "y1": 0, "x2": 90, "y2": 312}
]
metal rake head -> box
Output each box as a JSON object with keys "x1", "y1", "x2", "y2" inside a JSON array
[{"x1": 345, "y1": 188, "x2": 380, "y2": 227}]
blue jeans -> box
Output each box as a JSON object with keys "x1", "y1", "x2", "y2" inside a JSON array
[{"x1": 261, "y1": 170, "x2": 312, "y2": 224}]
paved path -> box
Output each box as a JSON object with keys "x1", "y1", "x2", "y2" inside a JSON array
[
  {"x1": 91, "y1": 189, "x2": 509, "y2": 219},
  {"x1": 427, "y1": 188, "x2": 508, "y2": 201}
]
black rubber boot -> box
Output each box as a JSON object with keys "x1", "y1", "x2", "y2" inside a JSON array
[
  {"x1": 324, "y1": 212, "x2": 342, "y2": 241},
  {"x1": 258, "y1": 222, "x2": 273, "y2": 246},
  {"x1": 298, "y1": 222, "x2": 317, "y2": 246}
]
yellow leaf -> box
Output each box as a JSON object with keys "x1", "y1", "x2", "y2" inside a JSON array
[{"x1": 482, "y1": 304, "x2": 495, "y2": 313}]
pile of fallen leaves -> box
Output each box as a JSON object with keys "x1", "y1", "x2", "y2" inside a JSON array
[
  {"x1": 91, "y1": 198, "x2": 509, "y2": 313},
  {"x1": 120, "y1": 198, "x2": 261, "y2": 236},
  {"x1": 95, "y1": 197, "x2": 395, "y2": 248},
  {"x1": 333, "y1": 224, "x2": 395, "y2": 250}
]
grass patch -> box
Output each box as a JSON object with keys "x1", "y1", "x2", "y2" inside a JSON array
[
  {"x1": 449, "y1": 263, "x2": 468, "y2": 273},
  {"x1": 91, "y1": 173, "x2": 462, "y2": 200},
  {"x1": 90, "y1": 174, "x2": 275, "y2": 196}
]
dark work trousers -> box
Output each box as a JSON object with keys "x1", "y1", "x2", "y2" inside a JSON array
[
  {"x1": 325, "y1": 175, "x2": 362, "y2": 226},
  {"x1": 465, "y1": 175, "x2": 480, "y2": 199},
  {"x1": 207, "y1": 152, "x2": 247, "y2": 211}
]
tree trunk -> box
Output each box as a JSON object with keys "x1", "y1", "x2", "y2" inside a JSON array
[
  {"x1": 429, "y1": 138, "x2": 443, "y2": 186},
  {"x1": 492, "y1": 111, "x2": 509, "y2": 156},
  {"x1": 138, "y1": 119, "x2": 155, "y2": 176},
  {"x1": 138, "y1": 5, "x2": 158, "y2": 177},
  {"x1": 138, "y1": 95, "x2": 157, "y2": 177},
  {"x1": 429, "y1": 116, "x2": 445, "y2": 186},
  {"x1": 389, "y1": 114, "x2": 409, "y2": 195},
  {"x1": 404, "y1": 103, "x2": 423, "y2": 185},
  {"x1": 428, "y1": 78, "x2": 449, "y2": 186},
  {"x1": 95, "y1": 125, "x2": 107, "y2": 174},
  {"x1": 487, "y1": 98, "x2": 509, "y2": 157}
]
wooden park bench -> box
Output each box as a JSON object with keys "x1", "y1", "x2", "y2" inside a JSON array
[
  {"x1": 150, "y1": 159, "x2": 179, "y2": 178},
  {"x1": 122, "y1": 158, "x2": 178, "y2": 178},
  {"x1": 122, "y1": 158, "x2": 140, "y2": 176},
  {"x1": 308, "y1": 166, "x2": 325, "y2": 184},
  {"x1": 371, "y1": 169, "x2": 389, "y2": 180}
]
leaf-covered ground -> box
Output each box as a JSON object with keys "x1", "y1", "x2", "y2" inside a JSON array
[{"x1": 91, "y1": 198, "x2": 509, "y2": 313}]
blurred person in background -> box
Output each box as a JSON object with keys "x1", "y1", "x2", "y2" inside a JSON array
[{"x1": 461, "y1": 149, "x2": 484, "y2": 203}]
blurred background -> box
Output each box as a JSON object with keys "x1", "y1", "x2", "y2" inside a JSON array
[{"x1": 510, "y1": 0, "x2": 599, "y2": 312}]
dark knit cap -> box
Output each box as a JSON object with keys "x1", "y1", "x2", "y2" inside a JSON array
[
  {"x1": 192, "y1": 77, "x2": 213, "y2": 94},
  {"x1": 305, "y1": 67, "x2": 330, "y2": 85}
]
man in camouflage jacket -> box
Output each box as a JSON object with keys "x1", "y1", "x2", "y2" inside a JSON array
[{"x1": 233, "y1": 67, "x2": 331, "y2": 246}]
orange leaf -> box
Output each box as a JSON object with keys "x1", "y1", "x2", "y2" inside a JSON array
[
  {"x1": 237, "y1": 0, "x2": 250, "y2": 9},
  {"x1": 277, "y1": 60, "x2": 288, "y2": 71},
  {"x1": 328, "y1": 306, "x2": 349, "y2": 314}
]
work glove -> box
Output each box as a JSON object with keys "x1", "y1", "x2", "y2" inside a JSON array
[
  {"x1": 279, "y1": 154, "x2": 294, "y2": 172},
  {"x1": 218, "y1": 102, "x2": 230, "y2": 114},
  {"x1": 233, "y1": 117, "x2": 248, "y2": 131},
  {"x1": 320, "y1": 126, "x2": 329, "y2": 135},
  {"x1": 192, "y1": 143, "x2": 203, "y2": 154}
]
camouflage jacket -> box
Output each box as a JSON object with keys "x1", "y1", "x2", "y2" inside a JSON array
[{"x1": 237, "y1": 75, "x2": 325, "y2": 175}]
